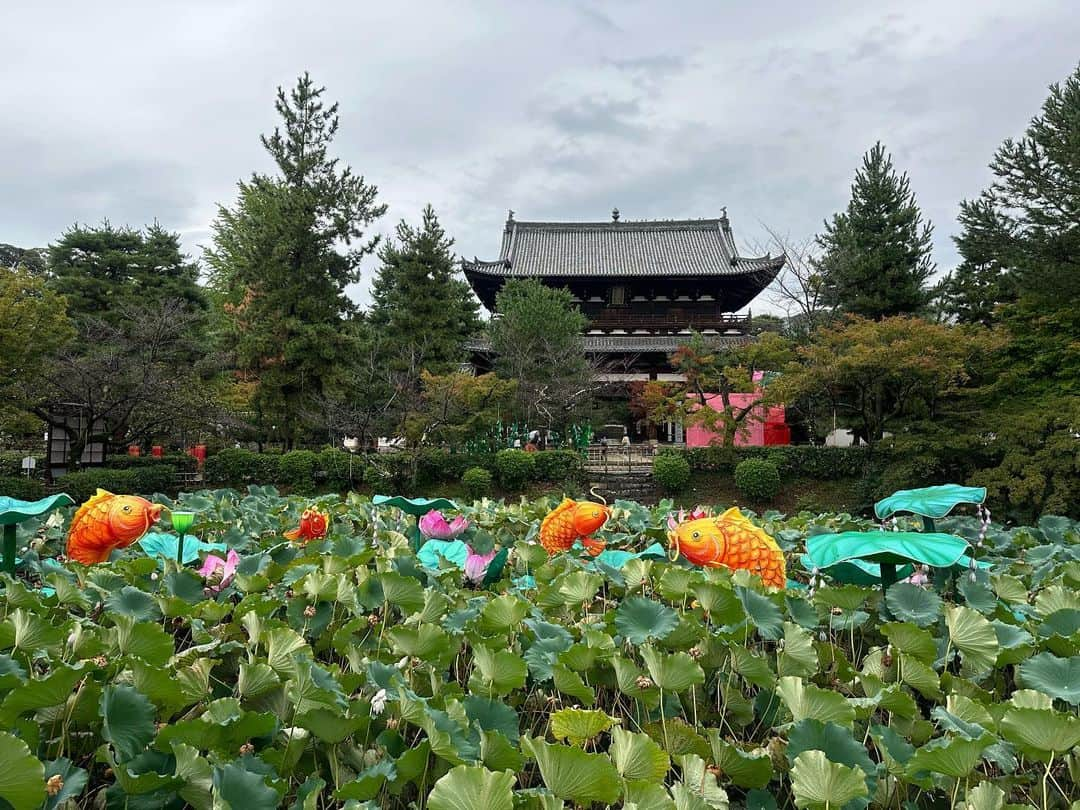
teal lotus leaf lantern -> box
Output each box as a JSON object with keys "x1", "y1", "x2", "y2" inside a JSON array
[
  {"x1": 804, "y1": 529, "x2": 974, "y2": 615},
  {"x1": 372, "y1": 494, "x2": 457, "y2": 551},
  {"x1": 875, "y1": 484, "x2": 987, "y2": 530},
  {"x1": 416, "y1": 539, "x2": 509, "y2": 587},
  {"x1": 586, "y1": 542, "x2": 669, "y2": 572},
  {"x1": 0, "y1": 493, "x2": 75, "y2": 575},
  {"x1": 138, "y1": 532, "x2": 227, "y2": 567},
  {"x1": 799, "y1": 553, "x2": 915, "y2": 587}
]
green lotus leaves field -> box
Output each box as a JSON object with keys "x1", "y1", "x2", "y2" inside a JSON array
[{"x1": 0, "y1": 487, "x2": 1078, "y2": 809}]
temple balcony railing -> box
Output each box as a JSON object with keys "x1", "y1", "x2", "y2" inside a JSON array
[{"x1": 584, "y1": 311, "x2": 752, "y2": 333}]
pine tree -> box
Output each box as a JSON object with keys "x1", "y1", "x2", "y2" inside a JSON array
[
  {"x1": 816, "y1": 142, "x2": 934, "y2": 319},
  {"x1": 206, "y1": 73, "x2": 386, "y2": 447},
  {"x1": 49, "y1": 221, "x2": 204, "y2": 323},
  {"x1": 368, "y1": 204, "x2": 481, "y2": 379}
]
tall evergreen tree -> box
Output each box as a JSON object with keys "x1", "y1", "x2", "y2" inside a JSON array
[
  {"x1": 816, "y1": 142, "x2": 934, "y2": 319},
  {"x1": 368, "y1": 204, "x2": 481, "y2": 378},
  {"x1": 206, "y1": 73, "x2": 386, "y2": 447}
]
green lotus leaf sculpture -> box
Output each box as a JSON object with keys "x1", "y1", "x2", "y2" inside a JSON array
[
  {"x1": 138, "y1": 533, "x2": 228, "y2": 567},
  {"x1": 799, "y1": 553, "x2": 915, "y2": 586},
  {"x1": 0, "y1": 493, "x2": 75, "y2": 574},
  {"x1": 875, "y1": 484, "x2": 987, "y2": 524}
]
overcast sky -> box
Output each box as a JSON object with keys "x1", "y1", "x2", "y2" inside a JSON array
[{"x1": 3, "y1": 1, "x2": 1078, "y2": 313}]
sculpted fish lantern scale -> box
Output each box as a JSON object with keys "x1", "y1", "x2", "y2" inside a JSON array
[
  {"x1": 667, "y1": 506, "x2": 786, "y2": 588},
  {"x1": 66, "y1": 489, "x2": 162, "y2": 565}
]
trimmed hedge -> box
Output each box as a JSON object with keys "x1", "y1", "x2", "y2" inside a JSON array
[
  {"x1": 494, "y1": 449, "x2": 535, "y2": 490},
  {"x1": 734, "y1": 459, "x2": 781, "y2": 501},
  {"x1": 531, "y1": 449, "x2": 584, "y2": 483},
  {"x1": 58, "y1": 465, "x2": 177, "y2": 503},
  {"x1": 462, "y1": 467, "x2": 494, "y2": 501},
  {"x1": 204, "y1": 449, "x2": 280, "y2": 486},
  {"x1": 653, "y1": 452, "x2": 691, "y2": 494},
  {"x1": 0, "y1": 475, "x2": 46, "y2": 501},
  {"x1": 104, "y1": 453, "x2": 198, "y2": 472},
  {"x1": 279, "y1": 450, "x2": 319, "y2": 494},
  {"x1": 0, "y1": 452, "x2": 46, "y2": 479},
  {"x1": 681, "y1": 445, "x2": 871, "y2": 479}
]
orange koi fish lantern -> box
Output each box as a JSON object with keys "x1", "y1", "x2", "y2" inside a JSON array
[
  {"x1": 539, "y1": 497, "x2": 610, "y2": 556},
  {"x1": 666, "y1": 506, "x2": 786, "y2": 588},
  {"x1": 66, "y1": 489, "x2": 163, "y2": 565},
  {"x1": 284, "y1": 508, "x2": 329, "y2": 543}
]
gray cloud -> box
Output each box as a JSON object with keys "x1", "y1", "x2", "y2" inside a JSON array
[{"x1": 2, "y1": 0, "x2": 1078, "y2": 315}]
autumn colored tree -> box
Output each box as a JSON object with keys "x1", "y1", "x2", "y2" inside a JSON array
[{"x1": 642, "y1": 332, "x2": 794, "y2": 447}]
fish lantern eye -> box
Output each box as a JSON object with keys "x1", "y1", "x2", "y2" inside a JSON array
[
  {"x1": 692, "y1": 531, "x2": 700, "y2": 539},
  {"x1": 123, "y1": 505, "x2": 132, "y2": 514}
]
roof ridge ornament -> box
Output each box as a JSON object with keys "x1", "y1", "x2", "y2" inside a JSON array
[{"x1": 612, "y1": 207, "x2": 620, "y2": 222}]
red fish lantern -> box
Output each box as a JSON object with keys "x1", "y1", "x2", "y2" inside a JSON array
[
  {"x1": 66, "y1": 489, "x2": 163, "y2": 565},
  {"x1": 284, "y1": 508, "x2": 330, "y2": 543}
]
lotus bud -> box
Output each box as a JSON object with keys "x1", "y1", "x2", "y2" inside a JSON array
[
  {"x1": 635, "y1": 675, "x2": 654, "y2": 690},
  {"x1": 46, "y1": 775, "x2": 64, "y2": 796},
  {"x1": 239, "y1": 742, "x2": 255, "y2": 756},
  {"x1": 303, "y1": 605, "x2": 316, "y2": 618},
  {"x1": 370, "y1": 688, "x2": 388, "y2": 717}
]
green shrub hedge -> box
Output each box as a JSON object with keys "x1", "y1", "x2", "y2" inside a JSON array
[
  {"x1": 0, "y1": 451, "x2": 46, "y2": 479},
  {"x1": 494, "y1": 449, "x2": 535, "y2": 490},
  {"x1": 462, "y1": 467, "x2": 494, "y2": 501},
  {"x1": 734, "y1": 458, "x2": 782, "y2": 501},
  {"x1": 58, "y1": 465, "x2": 177, "y2": 502},
  {"x1": 104, "y1": 453, "x2": 198, "y2": 472},
  {"x1": 204, "y1": 449, "x2": 280, "y2": 486},
  {"x1": 653, "y1": 452, "x2": 691, "y2": 493},
  {"x1": 279, "y1": 450, "x2": 319, "y2": 494},
  {"x1": 681, "y1": 445, "x2": 871, "y2": 479},
  {"x1": 531, "y1": 449, "x2": 584, "y2": 482},
  {"x1": 0, "y1": 475, "x2": 46, "y2": 501}
]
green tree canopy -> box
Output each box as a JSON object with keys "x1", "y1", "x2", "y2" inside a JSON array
[
  {"x1": 206, "y1": 73, "x2": 386, "y2": 447},
  {"x1": 368, "y1": 204, "x2": 481, "y2": 378},
  {"x1": 816, "y1": 142, "x2": 934, "y2": 319},
  {"x1": 488, "y1": 278, "x2": 592, "y2": 431},
  {"x1": 48, "y1": 221, "x2": 204, "y2": 323}
]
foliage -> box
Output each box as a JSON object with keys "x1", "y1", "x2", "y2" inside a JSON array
[
  {"x1": 652, "y1": 452, "x2": 691, "y2": 494},
  {"x1": 48, "y1": 221, "x2": 205, "y2": 325},
  {"x1": 816, "y1": 142, "x2": 934, "y2": 319},
  {"x1": 488, "y1": 278, "x2": 594, "y2": 432},
  {"x1": 368, "y1": 205, "x2": 481, "y2": 381},
  {"x1": 0, "y1": 476, "x2": 45, "y2": 501},
  {"x1": 206, "y1": 73, "x2": 386, "y2": 447},
  {"x1": 0, "y1": 490, "x2": 1076, "y2": 808},
  {"x1": 530, "y1": 450, "x2": 584, "y2": 483},
  {"x1": 643, "y1": 331, "x2": 794, "y2": 447},
  {"x1": 493, "y1": 449, "x2": 534, "y2": 491},
  {"x1": 461, "y1": 467, "x2": 494, "y2": 501},
  {"x1": 204, "y1": 449, "x2": 281, "y2": 487},
  {"x1": 775, "y1": 315, "x2": 1000, "y2": 446},
  {"x1": 278, "y1": 450, "x2": 320, "y2": 494},
  {"x1": 734, "y1": 459, "x2": 782, "y2": 502},
  {"x1": 0, "y1": 266, "x2": 74, "y2": 431},
  {"x1": 57, "y1": 465, "x2": 176, "y2": 503},
  {"x1": 405, "y1": 372, "x2": 517, "y2": 450}
]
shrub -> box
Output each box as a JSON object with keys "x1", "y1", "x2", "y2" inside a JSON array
[
  {"x1": 129, "y1": 465, "x2": 177, "y2": 496},
  {"x1": 104, "y1": 453, "x2": 197, "y2": 472},
  {"x1": 363, "y1": 464, "x2": 390, "y2": 490},
  {"x1": 734, "y1": 459, "x2": 781, "y2": 502},
  {"x1": 279, "y1": 450, "x2": 319, "y2": 494},
  {"x1": 0, "y1": 452, "x2": 46, "y2": 478},
  {"x1": 205, "y1": 449, "x2": 280, "y2": 486},
  {"x1": 462, "y1": 467, "x2": 493, "y2": 501},
  {"x1": 653, "y1": 452, "x2": 691, "y2": 493},
  {"x1": 319, "y1": 448, "x2": 360, "y2": 491},
  {"x1": 494, "y1": 449, "x2": 535, "y2": 491},
  {"x1": 58, "y1": 469, "x2": 138, "y2": 503},
  {"x1": 0, "y1": 475, "x2": 46, "y2": 501},
  {"x1": 532, "y1": 449, "x2": 584, "y2": 483}
]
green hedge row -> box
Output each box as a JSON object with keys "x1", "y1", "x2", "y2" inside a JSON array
[
  {"x1": 56, "y1": 465, "x2": 178, "y2": 503},
  {"x1": 679, "y1": 445, "x2": 872, "y2": 479},
  {"x1": 0, "y1": 451, "x2": 46, "y2": 479},
  {"x1": 104, "y1": 453, "x2": 199, "y2": 472},
  {"x1": 203, "y1": 447, "x2": 586, "y2": 493},
  {"x1": 0, "y1": 475, "x2": 46, "y2": 501}
]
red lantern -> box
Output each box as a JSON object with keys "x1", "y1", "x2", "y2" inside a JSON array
[
  {"x1": 127, "y1": 445, "x2": 140, "y2": 457},
  {"x1": 151, "y1": 445, "x2": 164, "y2": 458}
]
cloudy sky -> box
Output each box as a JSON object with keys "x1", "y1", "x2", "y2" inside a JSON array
[{"x1": 3, "y1": 1, "x2": 1078, "y2": 313}]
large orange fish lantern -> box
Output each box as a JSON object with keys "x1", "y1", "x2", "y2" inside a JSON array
[
  {"x1": 284, "y1": 508, "x2": 329, "y2": 543},
  {"x1": 539, "y1": 495, "x2": 610, "y2": 557},
  {"x1": 66, "y1": 489, "x2": 163, "y2": 565},
  {"x1": 666, "y1": 506, "x2": 786, "y2": 588}
]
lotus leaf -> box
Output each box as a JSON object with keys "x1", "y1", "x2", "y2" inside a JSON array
[{"x1": 874, "y1": 484, "x2": 986, "y2": 520}]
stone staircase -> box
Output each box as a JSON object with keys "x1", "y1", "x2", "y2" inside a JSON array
[{"x1": 588, "y1": 469, "x2": 658, "y2": 504}]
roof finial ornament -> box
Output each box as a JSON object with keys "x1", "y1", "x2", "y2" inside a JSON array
[
  {"x1": 612, "y1": 207, "x2": 620, "y2": 222},
  {"x1": 508, "y1": 209, "x2": 515, "y2": 222}
]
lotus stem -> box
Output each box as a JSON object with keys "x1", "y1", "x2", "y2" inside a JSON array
[{"x1": 2, "y1": 524, "x2": 15, "y2": 575}]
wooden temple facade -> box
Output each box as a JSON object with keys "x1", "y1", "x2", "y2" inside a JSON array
[{"x1": 464, "y1": 209, "x2": 785, "y2": 381}]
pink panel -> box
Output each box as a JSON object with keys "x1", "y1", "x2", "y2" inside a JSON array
[{"x1": 683, "y1": 392, "x2": 788, "y2": 447}]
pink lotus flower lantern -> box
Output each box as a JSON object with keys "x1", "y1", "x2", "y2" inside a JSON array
[
  {"x1": 419, "y1": 510, "x2": 470, "y2": 540},
  {"x1": 464, "y1": 545, "x2": 497, "y2": 585},
  {"x1": 198, "y1": 549, "x2": 240, "y2": 593},
  {"x1": 666, "y1": 506, "x2": 710, "y2": 533}
]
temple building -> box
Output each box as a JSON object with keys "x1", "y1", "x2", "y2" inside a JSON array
[{"x1": 464, "y1": 209, "x2": 785, "y2": 382}]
